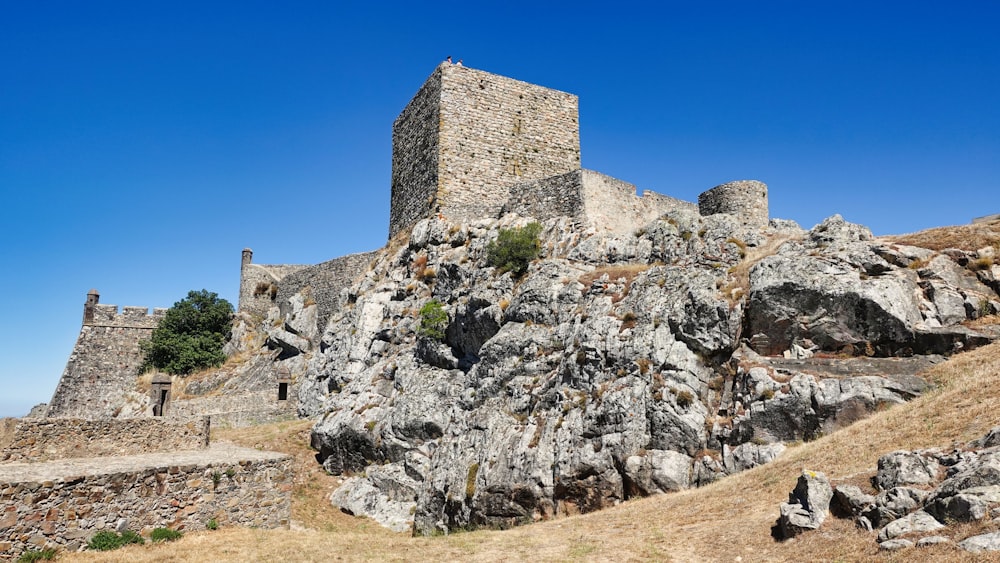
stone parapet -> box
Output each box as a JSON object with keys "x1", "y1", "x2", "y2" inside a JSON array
[
  {"x1": 0, "y1": 444, "x2": 292, "y2": 558},
  {"x1": 0, "y1": 417, "x2": 210, "y2": 464}
]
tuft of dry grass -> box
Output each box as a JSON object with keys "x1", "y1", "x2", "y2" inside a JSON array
[
  {"x1": 63, "y1": 340, "x2": 1000, "y2": 562},
  {"x1": 884, "y1": 220, "x2": 1000, "y2": 252},
  {"x1": 579, "y1": 263, "x2": 651, "y2": 304},
  {"x1": 720, "y1": 233, "x2": 800, "y2": 305}
]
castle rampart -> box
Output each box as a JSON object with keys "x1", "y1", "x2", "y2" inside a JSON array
[
  {"x1": 46, "y1": 290, "x2": 164, "y2": 419},
  {"x1": 389, "y1": 63, "x2": 580, "y2": 238},
  {"x1": 698, "y1": 180, "x2": 769, "y2": 228},
  {"x1": 274, "y1": 250, "x2": 379, "y2": 333},
  {"x1": 237, "y1": 249, "x2": 310, "y2": 319}
]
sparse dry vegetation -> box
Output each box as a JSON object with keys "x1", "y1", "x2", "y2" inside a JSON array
[
  {"x1": 884, "y1": 219, "x2": 1000, "y2": 252},
  {"x1": 62, "y1": 340, "x2": 1000, "y2": 562},
  {"x1": 720, "y1": 233, "x2": 800, "y2": 305},
  {"x1": 579, "y1": 263, "x2": 651, "y2": 304}
]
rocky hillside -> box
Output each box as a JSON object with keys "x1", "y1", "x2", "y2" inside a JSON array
[{"x1": 242, "y1": 207, "x2": 999, "y2": 535}]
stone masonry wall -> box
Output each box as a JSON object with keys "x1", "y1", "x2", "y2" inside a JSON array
[
  {"x1": 238, "y1": 261, "x2": 310, "y2": 320},
  {"x1": 435, "y1": 64, "x2": 580, "y2": 226},
  {"x1": 168, "y1": 391, "x2": 298, "y2": 429},
  {"x1": 697, "y1": 180, "x2": 769, "y2": 228},
  {"x1": 389, "y1": 66, "x2": 442, "y2": 239},
  {"x1": 389, "y1": 63, "x2": 580, "y2": 238},
  {"x1": 580, "y1": 169, "x2": 697, "y2": 233},
  {"x1": 503, "y1": 169, "x2": 697, "y2": 234},
  {"x1": 0, "y1": 445, "x2": 291, "y2": 557},
  {"x1": 46, "y1": 304, "x2": 165, "y2": 419},
  {"x1": 275, "y1": 250, "x2": 380, "y2": 334},
  {"x1": 0, "y1": 417, "x2": 209, "y2": 463}
]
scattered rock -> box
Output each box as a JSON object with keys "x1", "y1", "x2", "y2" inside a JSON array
[{"x1": 775, "y1": 470, "x2": 832, "y2": 539}]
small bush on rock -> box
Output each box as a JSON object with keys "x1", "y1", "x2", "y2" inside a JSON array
[
  {"x1": 417, "y1": 299, "x2": 448, "y2": 341},
  {"x1": 486, "y1": 222, "x2": 542, "y2": 276}
]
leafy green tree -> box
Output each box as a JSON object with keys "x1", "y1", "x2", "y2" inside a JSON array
[
  {"x1": 486, "y1": 222, "x2": 542, "y2": 277},
  {"x1": 417, "y1": 299, "x2": 448, "y2": 341},
  {"x1": 141, "y1": 289, "x2": 234, "y2": 375}
]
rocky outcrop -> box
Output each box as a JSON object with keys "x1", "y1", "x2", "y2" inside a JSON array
[
  {"x1": 288, "y1": 210, "x2": 997, "y2": 535},
  {"x1": 821, "y1": 426, "x2": 1000, "y2": 553}
]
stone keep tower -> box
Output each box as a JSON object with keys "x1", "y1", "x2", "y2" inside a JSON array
[{"x1": 389, "y1": 63, "x2": 581, "y2": 238}]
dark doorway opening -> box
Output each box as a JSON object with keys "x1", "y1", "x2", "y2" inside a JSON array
[{"x1": 278, "y1": 382, "x2": 288, "y2": 401}]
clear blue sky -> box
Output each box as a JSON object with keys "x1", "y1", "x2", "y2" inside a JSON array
[{"x1": 1, "y1": 1, "x2": 997, "y2": 417}]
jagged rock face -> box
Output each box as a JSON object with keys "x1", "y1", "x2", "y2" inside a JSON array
[{"x1": 297, "y1": 212, "x2": 997, "y2": 535}]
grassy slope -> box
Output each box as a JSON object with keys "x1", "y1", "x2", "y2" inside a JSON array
[{"x1": 62, "y1": 339, "x2": 1000, "y2": 562}]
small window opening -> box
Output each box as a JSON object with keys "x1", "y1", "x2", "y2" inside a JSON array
[{"x1": 278, "y1": 382, "x2": 288, "y2": 401}]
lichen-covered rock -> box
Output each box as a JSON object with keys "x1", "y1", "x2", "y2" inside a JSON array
[
  {"x1": 875, "y1": 451, "x2": 940, "y2": 491},
  {"x1": 775, "y1": 470, "x2": 832, "y2": 539},
  {"x1": 293, "y1": 210, "x2": 995, "y2": 535}
]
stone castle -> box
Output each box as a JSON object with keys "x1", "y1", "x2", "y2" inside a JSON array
[
  {"x1": 5, "y1": 62, "x2": 773, "y2": 558},
  {"x1": 238, "y1": 62, "x2": 769, "y2": 330},
  {"x1": 44, "y1": 61, "x2": 770, "y2": 425}
]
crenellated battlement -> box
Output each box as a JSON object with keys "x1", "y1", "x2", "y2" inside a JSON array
[{"x1": 82, "y1": 290, "x2": 166, "y2": 329}]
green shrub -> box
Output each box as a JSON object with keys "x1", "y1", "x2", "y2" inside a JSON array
[
  {"x1": 150, "y1": 527, "x2": 183, "y2": 542},
  {"x1": 17, "y1": 548, "x2": 57, "y2": 562},
  {"x1": 206, "y1": 518, "x2": 219, "y2": 530},
  {"x1": 141, "y1": 289, "x2": 234, "y2": 375},
  {"x1": 87, "y1": 529, "x2": 144, "y2": 551},
  {"x1": 486, "y1": 222, "x2": 542, "y2": 276},
  {"x1": 417, "y1": 299, "x2": 448, "y2": 341}
]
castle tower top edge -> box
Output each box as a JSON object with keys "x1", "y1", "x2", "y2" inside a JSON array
[{"x1": 389, "y1": 63, "x2": 581, "y2": 238}]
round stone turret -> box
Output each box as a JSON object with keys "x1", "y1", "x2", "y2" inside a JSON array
[
  {"x1": 698, "y1": 180, "x2": 769, "y2": 228},
  {"x1": 242, "y1": 248, "x2": 253, "y2": 268}
]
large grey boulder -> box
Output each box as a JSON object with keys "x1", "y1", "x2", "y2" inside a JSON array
[
  {"x1": 876, "y1": 510, "x2": 944, "y2": 542},
  {"x1": 776, "y1": 470, "x2": 833, "y2": 539},
  {"x1": 875, "y1": 451, "x2": 940, "y2": 490},
  {"x1": 330, "y1": 464, "x2": 419, "y2": 533}
]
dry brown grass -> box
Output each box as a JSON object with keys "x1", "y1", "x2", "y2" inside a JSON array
[
  {"x1": 721, "y1": 233, "x2": 800, "y2": 304},
  {"x1": 884, "y1": 219, "x2": 1000, "y2": 252},
  {"x1": 63, "y1": 340, "x2": 1000, "y2": 562},
  {"x1": 579, "y1": 263, "x2": 652, "y2": 304}
]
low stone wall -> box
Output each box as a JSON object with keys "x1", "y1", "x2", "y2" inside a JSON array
[
  {"x1": 0, "y1": 444, "x2": 291, "y2": 558},
  {"x1": 169, "y1": 393, "x2": 297, "y2": 429},
  {"x1": 0, "y1": 417, "x2": 209, "y2": 464}
]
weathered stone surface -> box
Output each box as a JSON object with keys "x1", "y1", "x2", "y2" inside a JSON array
[
  {"x1": 960, "y1": 531, "x2": 1000, "y2": 552},
  {"x1": 875, "y1": 451, "x2": 939, "y2": 490},
  {"x1": 877, "y1": 510, "x2": 944, "y2": 542},
  {"x1": 879, "y1": 538, "x2": 914, "y2": 551},
  {"x1": 831, "y1": 485, "x2": 875, "y2": 518},
  {"x1": 775, "y1": 470, "x2": 832, "y2": 539},
  {"x1": 330, "y1": 465, "x2": 419, "y2": 533}
]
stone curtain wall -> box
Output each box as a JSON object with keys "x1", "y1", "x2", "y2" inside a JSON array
[
  {"x1": 0, "y1": 445, "x2": 291, "y2": 557},
  {"x1": 389, "y1": 63, "x2": 580, "y2": 238},
  {"x1": 580, "y1": 170, "x2": 697, "y2": 234},
  {"x1": 389, "y1": 66, "x2": 442, "y2": 238},
  {"x1": 45, "y1": 304, "x2": 165, "y2": 419},
  {"x1": 238, "y1": 262, "x2": 310, "y2": 319},
  {"x1": 697, "y1": 180, "x2": 769, "y2": 228},
  {"x1": 274, "y1": 250, "x2": 380, "y2": 334},
  {"x1": 168, "y1": 391, "x2": 297, "y2": 429},
  {"x1": 0, "y1": 417, "x2": 209, "y2": 463},
  {"x1": 436, "y1": 64, "x2": 580, "y2": 225},
  {"x1": 504, "y1": 169, "x2": 698, "y2": 235},
  {"x1": 502, "y1": 170, "x2": 587, "y2": 223}
]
